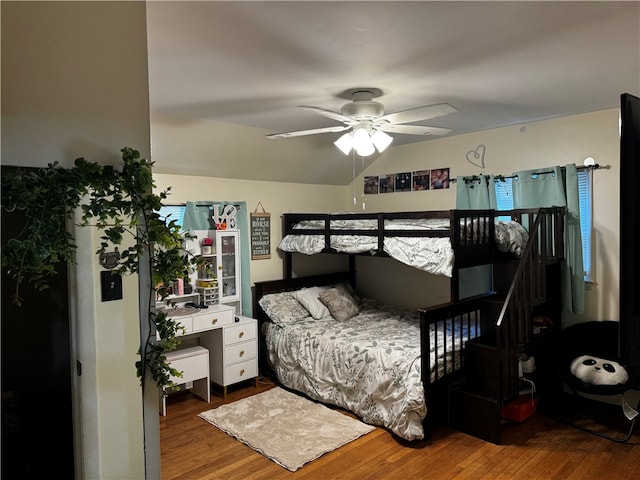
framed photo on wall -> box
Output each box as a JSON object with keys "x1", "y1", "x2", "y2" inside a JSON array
[
  {"x1": 412, "y1": 170, "x2": 430, "y2": 191},
  {"x1": 379, "y1": 174, "x2": 395, "y2": 193},
  {"x1": 395, "y1": 172, "x2": 412, "y2": 192},
  {"x1": 364, "y1": 176, "x2": 379, "y2": 194},
  {"x1": 430, "y1": 168, "x2": 450, "y2": 189}
]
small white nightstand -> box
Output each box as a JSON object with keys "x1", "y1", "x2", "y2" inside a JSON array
[{"x1": 200, "y1": 315, "x2": 259, "y2": 398}]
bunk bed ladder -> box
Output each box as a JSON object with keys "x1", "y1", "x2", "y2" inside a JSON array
[
  {"x1": 495, "y1": 207, "x2": 565, "y2": 399},
  {"x1": 449, "y1": 207, "x2": 565, "y2": 444}
]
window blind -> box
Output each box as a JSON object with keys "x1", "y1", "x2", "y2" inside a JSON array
[
  {"x1": 158, "y1": 204, "x2": 186, "y2": 229},
  {"x1": 491, "y1": 172, "x2": 592, "y2": 278}
]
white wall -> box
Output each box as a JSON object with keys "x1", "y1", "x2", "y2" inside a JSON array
[{"x1": 2, "y1": 2, "x2": 150, "y2": 479}]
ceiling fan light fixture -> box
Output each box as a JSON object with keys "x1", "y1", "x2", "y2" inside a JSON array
[
  {"x1": 372, "y1": 130, "x2": 393, "y2": 153},
  {"x1": 352, "y1": 127, "x2": 370, "y2": 147},
  {"x1": 352, "y1": 127, "x2": 375, "y2": 156},
  {"x1": 268, "y1": 91, "x2": 456, "y2": 154},
  {"x1": 356, "y1": 140, "x2": 375, "y2": 157},
  {"x1": 334, "y1": 132, "x2": 354, "y2": 155},
  {"x1": 335, "y1": 126, "x2": 389, "y2": 157}
]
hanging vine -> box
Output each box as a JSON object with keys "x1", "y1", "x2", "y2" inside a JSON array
[{"x1": 1, "y1": 147, "x2": 194, "y2": 390}]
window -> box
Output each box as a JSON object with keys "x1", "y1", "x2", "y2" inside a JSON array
[
  {"x1": 577, "y1": 170, "x2": 592, "y2": 280},
  {"x1": 158, "y1": 204, "x2": 186, "y2": 229},
  {"x1": 495, "y1": 177, "x2": 514, "y2": 221},
  {"x1": 494, "y1": 170, "x2": 592, "y2": 280}
]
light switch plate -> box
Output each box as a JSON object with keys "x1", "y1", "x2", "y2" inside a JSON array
[{"x1": 101, "y1": 270, "x2": 123, "y2": 302}]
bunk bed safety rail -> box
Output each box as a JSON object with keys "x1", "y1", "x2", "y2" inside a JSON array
[{"x1": 419, "y1": 292, "x2": 496, "y2": 386}]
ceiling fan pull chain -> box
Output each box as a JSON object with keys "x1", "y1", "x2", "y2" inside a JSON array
[
  {"x1": 352, "y1": 150, "x2": 357, "y2": 206},
  {"x1": 361, "y1": 156, "x2": 366, "y2": 210}
]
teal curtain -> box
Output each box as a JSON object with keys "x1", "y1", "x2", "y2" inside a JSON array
[
  {"x1": 512, "y1": 164, "x2": 585, "y2": 314},
  {"x1": 455, "y1": 175, "x2": 498, "y2": 209},
  {"x1": 183, "y1": 201, "x2": 252, "y2": 316}
]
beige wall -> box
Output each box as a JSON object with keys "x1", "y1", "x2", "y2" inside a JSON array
[
  {"x1": 2, "y1": 2, "x2": 150, "y2": 479},
  {"x1": 152, "y1": 175, "x2": 352, "y2": 288},
  {"x1": 156, "y1": 109, "x2": 621, "y2": 324},
  {"x1": 357, "y1": 108, "x2": 621, "y2": 323}
]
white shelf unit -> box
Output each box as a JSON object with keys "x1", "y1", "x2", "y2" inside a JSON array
[{"x1": 184, "y1": 229, "x2": 242, "y2": 315}]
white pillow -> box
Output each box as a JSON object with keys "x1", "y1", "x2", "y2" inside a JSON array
[{"x1": 293, "y1": 286, "x2": 331, "y2": 320}]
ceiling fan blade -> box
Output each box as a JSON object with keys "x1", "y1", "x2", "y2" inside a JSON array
[
  {"x1": 378, "y1": 124, "x2": 451, "y2": 136},
  {"x1": 266, "y1": 125, "x2": 351, "y2": 139},
  {"x1": 300, "y1": 106, "x2": 353, "y2": 124},
  {"x1": 378, "y1": 103, "x2": 457, "y2": 125}
]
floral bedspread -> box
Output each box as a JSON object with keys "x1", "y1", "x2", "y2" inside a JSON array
[{"x1": 263, "y1": 299, "x2": 479, "y2": 441}]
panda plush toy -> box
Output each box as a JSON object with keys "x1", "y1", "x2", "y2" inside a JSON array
[{"x1": 570, "y1": 355, "x2": 629, "y2": 386}]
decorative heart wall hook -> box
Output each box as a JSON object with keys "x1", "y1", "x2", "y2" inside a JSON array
[{"x1": 466, "y1": 144, "x2": 486, "y2": 170}]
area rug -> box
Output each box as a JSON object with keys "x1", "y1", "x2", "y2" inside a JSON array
[{"x1": 198, "y1": 387, "x2": 375, "y2": 471}]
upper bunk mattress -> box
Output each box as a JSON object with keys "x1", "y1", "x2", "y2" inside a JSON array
[{"x1": 278, "y1": 217, "x2": 528, "y2": 277}]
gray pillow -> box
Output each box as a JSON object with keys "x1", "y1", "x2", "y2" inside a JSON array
[{"x1": 319, "y1": 287, "x2": 359, "y2": 321}]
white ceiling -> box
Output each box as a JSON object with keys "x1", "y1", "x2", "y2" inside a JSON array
[{"x1": 146, "y1": 1, "x2": 640, "y2": 185}]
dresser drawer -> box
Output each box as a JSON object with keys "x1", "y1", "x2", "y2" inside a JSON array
[
  {"x1": 223, "y1": 359, "x2": 257, "y2": 385},
  {"x1": 224, "y1": 341, "x2": 257, "y2": 365},
  {"x1": 223, "y1": 322, "x2": 257, "y2": 345},
  {"x1": 200, "y1": 316, "x2": 259, "y2": 393},
  {"x1": 192, "y1": 307, "x2": 234, "y2": 332},
  {"x1": 161, "y1": 315, "x2": 192, "y2": 339}
]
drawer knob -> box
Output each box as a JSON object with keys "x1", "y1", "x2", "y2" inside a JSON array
[
  {"x1": 239, "y1": 331, "x2": 244, "y2": 338},
  {"x1": 239, "y1": 369, "x2": 245, "y2": 376},
  {"x1": 211, "y1": 318, "x2": 218, "y2": 325},
  {"x1": 239, "y1": 350, "x2": 245, "y2": 357}
]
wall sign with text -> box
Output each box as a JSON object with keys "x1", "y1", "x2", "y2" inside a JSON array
[{"x1": 250, "y1": 205, "x2": 271, "y2": 260}]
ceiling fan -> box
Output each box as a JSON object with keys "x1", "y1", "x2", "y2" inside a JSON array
[{"x1": 265, "y1": 88, "x2": 457, "y2": 156}]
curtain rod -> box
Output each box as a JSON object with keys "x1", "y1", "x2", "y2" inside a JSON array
[
  {"x1": 195, "y1": 203, "x2": 242, "y2": 208},
  {"x1": 450, "y1": 163, "x2": 609, "y2": 183},
  {"x1": 160, "y1": 202, "x2": 243, "y2": 207}
]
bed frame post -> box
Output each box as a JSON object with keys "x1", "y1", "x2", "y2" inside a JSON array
[
  {"x1": 283, "y1": 252, "x2": 292, "y2": 279},
  {"x1": 450, "y1": 210, "x2": 460, "y2": 302},
  {"x1": 348, "y1": 255, "x2": 356, "y2": 288}
]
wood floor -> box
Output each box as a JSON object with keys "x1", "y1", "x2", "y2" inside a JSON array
[{"x1": 160, "y1": 378, "x2": 640, "y2": 480}]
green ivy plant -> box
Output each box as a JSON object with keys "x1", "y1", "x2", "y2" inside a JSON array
[{"x1": 1, "y1": 147, "x2": 194, "y2": 391}]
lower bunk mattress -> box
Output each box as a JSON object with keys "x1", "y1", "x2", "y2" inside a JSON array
[{"x1": 260, "y1": 291, "x2": 479, "y2": 441}]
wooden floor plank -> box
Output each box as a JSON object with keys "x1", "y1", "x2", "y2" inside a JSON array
[{"x1": 160, "y1": 381, "x2": 640, "y2": 479}]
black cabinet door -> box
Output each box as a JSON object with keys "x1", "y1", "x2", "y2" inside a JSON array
[
  {"x1": 620, "y1": 93, "x2": 640, "y2": 368},
  {"x1": 1, "y1": 166, "x2": 75, "y2": 479}
]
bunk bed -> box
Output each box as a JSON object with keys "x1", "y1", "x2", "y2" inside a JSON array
[
  {"x1": 278, "y1": 209, "x2": 529, "y2": 301},
  {"x1": 253, "y1": 208, "x2": 564, "y2": 442}
]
